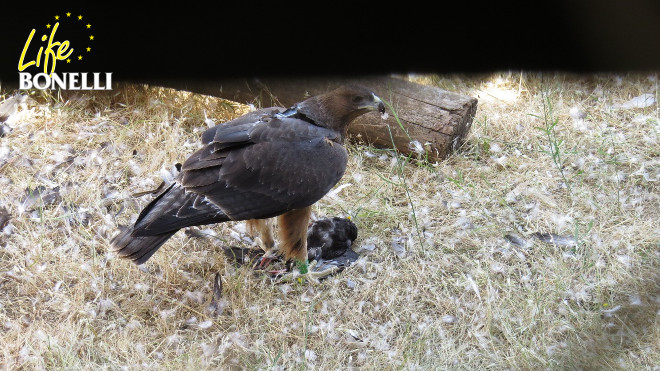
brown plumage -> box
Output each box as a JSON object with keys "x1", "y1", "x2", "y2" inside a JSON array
[{"x1": 111, "y1": 85, "x2": 385, "y2": 265}]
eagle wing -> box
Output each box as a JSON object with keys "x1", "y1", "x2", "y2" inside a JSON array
[
  {"x1": 129, "y1": 111, "x2": 348, "y2": 236},
  {"x1": 183, "y1": 114, "x2": 348, "y2": 219}
]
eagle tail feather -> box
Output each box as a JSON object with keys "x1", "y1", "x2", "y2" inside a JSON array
[
  {"x1": 131, "y1": 182, "x2": 229, "y2": 236},
  {"x1": 110, "y1": 226, "x2": 177, "y2": 264}
]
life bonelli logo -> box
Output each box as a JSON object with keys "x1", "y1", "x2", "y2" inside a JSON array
[{"x1": 17, "y1": 12, "x2": 112, "y2": 90}]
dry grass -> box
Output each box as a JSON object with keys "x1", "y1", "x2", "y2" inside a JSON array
[{"x1": 0, "y1": 73, "x2": 658, "y2": 370}]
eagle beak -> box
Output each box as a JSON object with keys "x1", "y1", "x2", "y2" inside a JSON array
[
  {"x1": 375, "y1": 96, "x2": 386, "y2": 115},
  {"x1": 361, "y1": 93, "x2": 386, "y2": 114}
]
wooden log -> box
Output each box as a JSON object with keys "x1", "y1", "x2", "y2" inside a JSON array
[{"x1": 155, "y1": 76, "x2": 478, "y2": 160}]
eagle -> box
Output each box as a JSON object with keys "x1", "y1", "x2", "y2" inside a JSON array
[{"x1": 111, "y1": 85, "x2": 385, "y2": 265}]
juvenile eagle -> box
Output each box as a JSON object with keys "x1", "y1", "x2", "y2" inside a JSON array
[{"x1": 111, "y1": 85, "x2": 385, "y2": 265}]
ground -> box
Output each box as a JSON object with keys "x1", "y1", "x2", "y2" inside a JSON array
[{"x1": 0, "y1": 73, "x2": 658, "y2": 370}]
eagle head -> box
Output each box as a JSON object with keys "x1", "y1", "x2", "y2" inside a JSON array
[
  {"x1": 298, "y1": 85, "x2": 386, "y2": 139},
  {"x1": 330, "y1": 84, "x2": 386, "y2": 118}
]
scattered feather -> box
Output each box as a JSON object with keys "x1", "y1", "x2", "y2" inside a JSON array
[
  {"x1": 504, "y1": 234, "x2": 531, "y2": 249},
  {"x1": 204, "y1": 110, "x2": 216, "y2": 128},
  {"x1": 20, "y1": 186, "x2": 61, "y2": 212},
  {"x1": 493, "y1": 155, "x2": 508, "y2": 169},
  {"x1": 391, "y1": 237, "x2": 406, "y2": 258},
  {"x1": 408, "y1": 140, "x2": 425, "y2": 155},
  {"x1": 325, "y1": 183, "x2": 352, "y2": 200},
  {"x1": 441, "y1": 315, "x2": 458, "y2": 324},
  {"x1": 206, "y1": 273, "x2": 228, "y2": 316},
  {"x1": 453, "y1": 217, "x2": 473, "y2": 230},
  {"x1": 198, "y1": 320, "x2": 213, "y2": 329},
  {"x1": 131, "y1": 181, "x2": 167, "y2": 197},
  {"x1": 360, "y1": 243, "x2": 376, "y2": 251},
  {"x1": 569, "y1": 106, "x2": 587, "y2": 120},
  {"x1": 185, "y1": 227, "x2": 218, "y2": 239},
  {"x1": 0, "y1": 123, "x2": 11, "y2": 137},
  {"x1": 159, "y1": 163, "x2": 181, "y2": 184},
  {"x1": 610, "y1": 93, "x2": 656, "y2": 110},
  {"x1": 602, "y1": 305, "x2": 622, "y2": 316},
  {"x1": 0, "y1": 206, "x2": 10, "y2": 229},
  {"x1": 61, "y1": 204, "x2": 91, "y2": 226},
  {"x1": 532, "y1": 233, "x2": 577, "y2": 247},
  {"x1": 0, "y1": 94, "x2": 27, "y2": 123},
  {"x1": 629, "y1": 294, "x2": 642, "y2": 306}
]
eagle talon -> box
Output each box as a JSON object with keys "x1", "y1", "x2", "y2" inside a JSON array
[
  {"x1": 254, "y1": 252, "x2": 281, "y2": 270},
  {"x1": 255, "y1": 256, "x2": 273, "y2": 269}
]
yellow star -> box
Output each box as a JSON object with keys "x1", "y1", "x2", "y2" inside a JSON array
[
  {"x1": 66, "y1": 59, "x2": 71, "y2": 63},
  {"x1": 78, "y1": 15, "x2": 82, "y2": 20},
  {"x1": 78, "y1": 55, "x2": 82, "y2": 60},
  {"x1": 86, "y1": 47, "x2": 91, "y2": 52},
  {"x1": 55, "y1": 15, "x2": 59, "y2": 20},
  {"x1": 66, "y1": 12, "x2": 71, "y2": 17},
  {"x1": 86, "y1": 24, "x2": 91, "y2": 29},
  {"x1": 46, "y1": 24, "x2": 51, "y2": 28},
  {"x1": 89, "y1": 35, "x2": 94, "y2": 40}
]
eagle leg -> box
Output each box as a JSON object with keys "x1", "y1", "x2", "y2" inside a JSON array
[
  {"x1": 277, "y1": 206, "x2": 312, "y2": 264},
  {"x1": 246, "y1": 218, "x2": 279, "y2": 269},
  {"x1": 246, "y1": 218, "x2": 275, "y2": 251}
]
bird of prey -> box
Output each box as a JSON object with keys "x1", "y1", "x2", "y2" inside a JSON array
[{"x1": 111, "y1": 85, "x2": 385, "y2": 265}]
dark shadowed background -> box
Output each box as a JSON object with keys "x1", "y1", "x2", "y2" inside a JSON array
[{"x1": 1, "y1": 1, "x2": 659, "y2": 86}]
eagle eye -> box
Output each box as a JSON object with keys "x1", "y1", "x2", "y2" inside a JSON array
[{"x1": 351, "y1": 96, "x2": 363, "y2": 104}]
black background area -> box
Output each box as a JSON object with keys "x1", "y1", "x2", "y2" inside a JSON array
[{"x1": 2, "y1": 2, "x2": 660, "y2": 86}]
